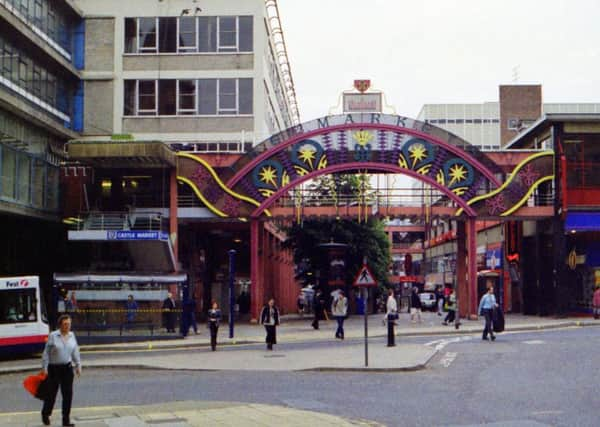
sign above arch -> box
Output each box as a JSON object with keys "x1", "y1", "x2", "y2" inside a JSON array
[{"x1": 177, "y1": 114, "x2": 554, "y2": 219}]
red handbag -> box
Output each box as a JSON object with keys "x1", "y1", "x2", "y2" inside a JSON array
[{"x1": 23, "y1": 372, "x2": 48, "y2": 400}]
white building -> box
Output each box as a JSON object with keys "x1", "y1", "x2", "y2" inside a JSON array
[{"x1": 73, "y1": 0, "x2": 299, "y2": 151}]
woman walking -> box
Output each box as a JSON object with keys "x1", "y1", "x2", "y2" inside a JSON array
[
  {"x1": 260, "y1": 298, "x2": 280, "y2": 350},
  {"x1": 442, "y1": 288, "x2": 457, "y2": 325},
  {"x1": 410, "y1": 287, "x2": 422, "y2": 323},
  {"x1": 478, "y1": 286, "x2": 499, "y2": 341},
  {"x1": 41, "y1": 314, "x2": 81, "y2": 427},
  {"x1": 207, "y1": 301, "x2": 221, "y2": 351},
  {"x1": 386, "y1": 288, "x2": 398, "y2": 347}
]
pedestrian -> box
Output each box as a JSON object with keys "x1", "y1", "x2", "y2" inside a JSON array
[
  {"x1": 297, "y1": 291, "x2": 305, "y2": 316},
  {"x1": 260, "y1": 298, "x2": 280, "y2": 350},
  {"x1": 410, "y1": 287, "x2": 422, "y2": 323},
  {"x1": 125, "y1": 294, "x2": 138, "y2": 330},
  {"x1": 478, "y1": 286, "x2": 498, "y2": 341},
  {"x1": 41, "y1": 314, "x2": 81, "y2": 427},
  {"x1": 593, "y1": 286, "x2": 600, "y2": 319},
  {"x1": 435, "y1": 285, "x2": 445, "y2": 316},
  {"x1": 442, "y1": 288, "x2": 457, "y2": 325},
  {"x1": 386, "y1": 288, "x2": 398, "y2": 347},
  {"x1": 207, "y1": 301, "x2": 221, "y2": 351},
  {"x1": 331, "y1": 290, "x2": 348, "y2": 340},
  {"x1": 311, "y1": 290, "x2": 324, "y2": 330},
  {"x1": 162, "y1": 292, "x2": 177, "y2": 333}
]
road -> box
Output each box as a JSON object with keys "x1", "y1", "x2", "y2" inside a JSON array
[{"x1": 1, "y1": 327, "x2": 598, "y2": 427}]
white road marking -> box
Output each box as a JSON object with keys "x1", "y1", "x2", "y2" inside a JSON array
[
  {"x1": 439, "y1": 352, "x2": 457, "y2": 368},
  {"x1": 531, "y1": 410, "x2": 564, "y2": 416},
  {"x1": 425, "y1": 335, "x2": 473, "y2": 351},
  {"x1": 523, "y1": 340, "x2": 545, "y2": 345}
]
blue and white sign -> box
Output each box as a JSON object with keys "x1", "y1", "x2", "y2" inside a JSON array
[
  {"x1": 486, "y1": 248, "x2": 503, "y2": 269},
  {"x1": 107, "y1": 231, "x2": 169, "y2": 241}
]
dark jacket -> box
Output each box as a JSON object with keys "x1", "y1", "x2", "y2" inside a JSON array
[
  {"x1": 208, "y1": 308, "x2": 221, "y2": 327},
  {"x1": 260, "y1": 305, "x2": 280, "y2": 326},
  {"x1": 411, "y1": 292, "x2": 422, "y2": 309}
]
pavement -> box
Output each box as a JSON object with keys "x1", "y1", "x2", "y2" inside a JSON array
[{"x1": 1, "y1": 312, "x2": 598, "y2": 426}]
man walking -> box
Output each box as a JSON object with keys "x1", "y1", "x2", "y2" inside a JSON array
[
  {"x1": 386, "y1": 288, "x2": 398, "y2": 346},
  {"x1": 331, "y1": 290, "x2": 348, "y2": 340}
]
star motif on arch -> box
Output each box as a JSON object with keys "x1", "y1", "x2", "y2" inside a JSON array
[
  {"x1": 485, "y1": 194, "x2": 506, "y2": 215},
  {"x1": 448, "y1": 164, "x2": 468, "y2": 186},
  {"x1": 297, "y1": 144, "x2": 316, "y2": 169},
  {"x1": 518, "y1": 164, "x2": 541, "y2": 187},
  {"x1": 259, "y1": 165, "x2": 278, "y2": 187},
  {"x1": 408, "y1": 143, "x2": 427, "y2": 168}
]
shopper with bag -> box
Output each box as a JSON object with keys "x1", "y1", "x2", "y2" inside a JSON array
[
  {"x1": 41, "y1": 314, "x2": 81, "y2": 427},
  {"x1": 385, "y1": 288, "x2": 398, "y2": 347}
]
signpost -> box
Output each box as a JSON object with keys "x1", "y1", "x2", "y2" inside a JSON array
[{"x1": 353, "y1": 259, "x2": 377, "y2": 367}]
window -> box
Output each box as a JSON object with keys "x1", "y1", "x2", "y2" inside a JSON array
[
  {"x1": 178, "y1": 80, "x2": 196, "y2": 114},
  {"x1": 178, "y1": 17, "x2": 197, "y2": 52},
  {"x1": 124, "y1": 18, "x2": 137, "y2": 53},
  {"x1": 218, "y1": 17, "x2": 237, "y2": 52},
  {"x1": 198, "y1": 17, "x2": 217, "y2": 52},
  {"x1": 1, "y1": 146, "x2": 16, "y2": 199},
  {"x1": 138, "y1": 17, "x2": 157, "y2": 53},
  {"x1": 158, "y1": 17, "x2": 177, "y2": 53},
  {"x1": 0, "y1": 289, "x2": 37, "y2": 324},
  {"x1": 218, "y1": 78, "x2": 236, "y2": 114},
  {"x1": 124, "y1": 80, "x2": 136, "y2": 115},
  {"x1": 137, "y1": 80, "x2": 157, "y2": 115},
  {"x1": 239, "y1": 16, "x2": 253, "y2": 52},
  {"x1": 158, "y1": 80, "x2": 176, "y2": 115},
  {"x1": 198, "y1": 79, "x2": 217, "y2": 114},
  {"x1": 238, "y1": 78, "x2": 253, "y2": 114}
]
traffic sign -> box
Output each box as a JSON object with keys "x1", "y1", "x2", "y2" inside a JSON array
[{"x1": 353, "y1": 264, "x2": 377, "y2": 287}]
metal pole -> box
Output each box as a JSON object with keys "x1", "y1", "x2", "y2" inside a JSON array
[
  {"x1": 228, "y1": 249, "x2": 236, "y2": 338},
  {"x1": 363, "y1": 286, "x2": 368, "y2": 367}
]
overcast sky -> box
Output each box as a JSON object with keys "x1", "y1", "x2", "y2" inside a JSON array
[{"x1": 276, "y1": 0, "x2": 600, "y2": 122}]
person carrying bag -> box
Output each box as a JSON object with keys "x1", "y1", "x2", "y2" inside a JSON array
[{"x1": 385, "y1": 288, "x2": 398, "y2": 347}]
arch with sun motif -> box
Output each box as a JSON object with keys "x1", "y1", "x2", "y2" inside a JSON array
[{"x1": 177, "y1": 113, "x2": 554, "y2": 219}]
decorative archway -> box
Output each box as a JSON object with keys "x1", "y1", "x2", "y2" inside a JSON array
[{"x1": 177, "y1": 114, "x2": 553, "y2": 220}]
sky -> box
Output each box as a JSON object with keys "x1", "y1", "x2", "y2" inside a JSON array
[{"x1": 276, "y1": 0, "x2": 600, "y2": 123}]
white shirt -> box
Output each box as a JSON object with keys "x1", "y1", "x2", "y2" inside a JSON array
[
  {"x1": 331, "y1": 296, "x2": 348, "y2": 316},
  {"x1": 386, "y1": 295, "x2": 398, "y2": 314},
  {"x1": 42, "y1": 330, "x2": 81, "y2": 370}
]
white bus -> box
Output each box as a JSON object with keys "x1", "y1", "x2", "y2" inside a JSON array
[{"x1": 0, "y1": 276, "x2": 48, "y2": 356}]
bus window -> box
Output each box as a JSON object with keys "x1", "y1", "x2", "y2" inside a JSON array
[{"x1": 0, "y1": 289, "x2": 37, "y2": 323}]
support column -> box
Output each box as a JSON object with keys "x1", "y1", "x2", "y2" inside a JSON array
[
  {"x1": 169, "y1": 169, "x2": 178, "y2": 268},
  {"x1": 250, "y1": 220, "x2": 262, "y2": 322},
  {"x1": 467, "y1": 217, "x2": 478, "y2": 317},
  {"x1": 456, "y1": 221, "x2": 467, "y2": 318}
]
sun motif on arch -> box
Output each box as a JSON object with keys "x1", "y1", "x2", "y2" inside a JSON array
[
  {"x1": 448, "y1": 164, "x2": 468, "y2": 186},
  {"x1": 297, "y1": 144, "x2": 317, "y2": 169},
  {"x1": 259, "y1": 165, "x2": 278, "y2": 187},
  {"x1": 353, "y1": 130, "x2": 373, "y2": 147},
  {"x1": 408, "y1": 143, "x2": 428, "y2": 168}
]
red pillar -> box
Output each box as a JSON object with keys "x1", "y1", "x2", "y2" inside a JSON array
[
  {"x1": 456, "y1": 221, "x2": 467, "y2": 319},
  {"x1": 250, "y1": 220, "x2": 262, "y2": 322},
  {"x1": 467, "y1": 217, "x2": 478, "y2": 317},
  {"x1": 169, "y1": 169, "x2": 178, "y2": 267}
]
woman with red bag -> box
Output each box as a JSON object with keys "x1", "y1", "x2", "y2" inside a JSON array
[{"x1": 40, "y1": 314, "x2": 82, "y2": 427}]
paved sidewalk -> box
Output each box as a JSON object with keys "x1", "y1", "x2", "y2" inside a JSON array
[{"x1": 0, "y1": 401, "x2": 384, "y2": 427}]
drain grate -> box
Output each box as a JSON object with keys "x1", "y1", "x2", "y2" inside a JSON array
[{"x1": 147, "y1": 418, "x2": 188, "y2": 424}]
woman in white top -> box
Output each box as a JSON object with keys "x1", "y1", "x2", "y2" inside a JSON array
[
  {"x1": 386, "y1": 288, "x2": 398, "y2": 347},
  {"x1": 331, "y1": 290, "x2": 348, "y2": 340},
  {"x1": 41, "y1": 314, "x2": 81, "y2": 427}
]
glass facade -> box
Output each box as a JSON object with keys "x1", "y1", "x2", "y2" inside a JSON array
[
  {"x1": 565, "y1": 134, "x2": 600, "y2": 188},
  {"x1": 124, "y1": 16, "x2": 253, "y2": 54},
  {"x1": 0, "y1": 34, "x2": 76, "y2": 120},
  {"x1": 2, "y1": 0, "x2": 75, "y2": 55},
  {"x1": 124, "y1": 78, "x2": 253, "y2": 117}
]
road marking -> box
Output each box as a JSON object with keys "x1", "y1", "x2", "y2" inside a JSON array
[
  {"x1": 425, "y1": 336, "x2": 472, "y2": 351},
  {"x1": 523, "y1": 340, "x2": 545, "y2": 345},
  {"x1": 439, "y1": 352, "x2": 457, "y2": 368},
  {"x1": 531, "y1": 410, "x2": 564, "y2": 416}
]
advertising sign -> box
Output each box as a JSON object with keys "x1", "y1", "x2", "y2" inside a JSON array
[{"x1": 343, "y1": 93, "x2": 382, "y2": 113}]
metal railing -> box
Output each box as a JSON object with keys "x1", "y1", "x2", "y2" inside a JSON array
[{"x1": 68, "y1": 211, "x2": 166, "y2": 232}]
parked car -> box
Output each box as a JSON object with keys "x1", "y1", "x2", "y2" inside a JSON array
[{"x1": 419, "y1": 292, "x2": 437, "y2": 311}]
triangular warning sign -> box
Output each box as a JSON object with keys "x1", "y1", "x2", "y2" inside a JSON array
[{"x1": 353, "y1": 264, "x2": 377, "y2": 287}]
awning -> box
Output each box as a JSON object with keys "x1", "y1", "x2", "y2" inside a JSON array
[
  {"x1": 53, "y1": 273, "x2": 187, "y2": 284},
  {"x1": 565, "y1": 212, "x2": 600, "y2": 232}
]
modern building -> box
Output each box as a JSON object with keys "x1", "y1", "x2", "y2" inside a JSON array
[
  {"x1": 55, "y1": 0, "x2": 301, "y2": 325},
  {"x1": 0, "y1": 0, "x2": 84, "y2": 299}
]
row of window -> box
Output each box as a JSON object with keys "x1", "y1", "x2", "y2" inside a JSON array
[
  {"x1": 124, "y1": 78, "x2": 253, "y2": 116},
  {"x1": 425, "y1": 118, "x2": 500, "y2": 124},
  {"x1": 0, "y1": 143, "x2": 59, "y2": 211},
  {"x1": 125, "y1": 16, "x2": 253, "y2": 54},
  {"x1": 2, "y1": 0, "x2": 74, "y2": 53},
  {"x1": 0, "y1": 35, "x2": 74, "y2": 115}
]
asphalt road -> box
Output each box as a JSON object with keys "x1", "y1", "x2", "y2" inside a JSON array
[{"x1": 1, "y1": 327, "x2": 598, "y2": 427}]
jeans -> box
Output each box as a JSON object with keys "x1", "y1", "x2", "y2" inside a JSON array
[
  {"x1": 209, "y1": 322, "x2": 218, "y2": 350},
  {"x1": 444, "y1": 310, "x2": 456, "y2": 323},
  {"x1": 335, "y1": 316, "x2": 345, "y2": 338},
  {"x1": 482, "y1": 308, "x2": 495, "y2": 339}
]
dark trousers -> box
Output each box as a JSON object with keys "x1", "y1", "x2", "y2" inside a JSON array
[
  {"x1": 264, "y1": 325, "x2": 277, "y2": 349},
  {"x1": 42, "y1": 364, "x2": 74, "y2": 423},
  {"x1": 482, "y1": 308, "x2": 494, "y2": 339},
  {"x1": 311, "y1": 314, "x2": 319, "y2": 329},
  {"x1": 444, "y1": 310, "x2": 456, "y2": 323},
  {"x1": 209, "y1": 322, "x2": 218, "y2": 350},
  {"x1": 387, "y1": 316, "x2": 395, "y2": 346},
  {"x1": 335, "y1": 316, "x2": 345, "y2": 338}
]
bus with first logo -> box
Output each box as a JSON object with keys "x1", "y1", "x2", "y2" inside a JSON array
[{"x1": 0, "y1": 276, "x2": 48, "y2": 356}]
